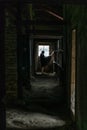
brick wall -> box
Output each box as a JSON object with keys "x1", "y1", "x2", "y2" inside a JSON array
[{"x1": 5, "y1": 9, "x2": 17, "y2": 100}]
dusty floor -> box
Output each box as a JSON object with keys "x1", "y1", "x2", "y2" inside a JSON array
[
  {"x1": 6, "y1": 75, "x2": 72, "y2": 129},
  {"x1": 6, "y1": 108, "x2": 66, "y2": 129},
  {"x1": 24, "y1": 75, "x2": 64, "y2": 103}
]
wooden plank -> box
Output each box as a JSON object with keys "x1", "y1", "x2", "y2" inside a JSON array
[
  {"x1": 26, "y1": 29, "x2": 63, "y2": 35},
  {"x1": 0, "y1": 0, "x2": 62, "y2": 5},
  {"x1": 24, "y1": 20, "x2": 66, "y2": 25},
  {"x1": 0, "y1": 3, "x2": 6, "y2": 130},
  {"x1": 31, "y1": 35, "x2": 63, "y2": 39}
]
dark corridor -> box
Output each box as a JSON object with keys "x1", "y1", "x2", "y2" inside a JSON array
[
  {"x1": 6, "y1": 75, "x2": 71, "y2": 130},
  {"x1": 0, "y1": 1, "x2": 78, "y2": 130}
]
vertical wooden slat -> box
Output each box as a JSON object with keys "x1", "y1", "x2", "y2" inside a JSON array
[
  {"x1": 0, "y1": 3, "x2": 6, "y2": 130},
  {"x1": 16, "y1": 1, "x2": 23, "y2": 99},
  {"x1": 25, "y1": 4, "x2": 31, "y2": 88},
  {"x1": 71, "y1": 29, "x2": 76, "y2": 115},
  {"x1": 16, "y1": 2, "x2": 31, "y2": 99}
]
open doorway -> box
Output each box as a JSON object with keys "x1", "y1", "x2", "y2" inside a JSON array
[{"x1": 34, "y1": 41, "x2": 55, "y2": 75}]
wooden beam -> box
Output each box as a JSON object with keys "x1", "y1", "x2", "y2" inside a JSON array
[
  {"x1": 16, "y1": 1, "x2": 24, "y2": 99},
  {"x1": 1, "y1": 0, "x2": 86, "y2": 4},
  {"x1": 45, "y1": 9, "x2": 63, "y2": 20},
  {"x1": 24, "y1": 20, "x2": 66, "y2": 25},
  {"x1": 27, "y1": 29, "x2": 63, "y2": 35},
  {"x1": 0, "y1": 3, "x2": 6, "y2": 130},
  {"x1": 0, "y1": 0, "x2": 62, "y2": 5},
  {"x1": 31, "y1": 35, "x2": 63, "y2": 39}
]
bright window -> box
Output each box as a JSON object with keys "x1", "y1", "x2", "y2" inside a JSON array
[{"x1": 38, "y1": 45, "x2": 49, "y2": 56}]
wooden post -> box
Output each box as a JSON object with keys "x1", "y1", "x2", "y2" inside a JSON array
[
  {"x1": 0, "y1": 3, "x2": 6, "y2": 130},
  {"x1": 24, "y1": 4, "x2": 31, "y2": 89},
  {"x1": 16, "y1": 1, "x2": 23, "y2": 99}
]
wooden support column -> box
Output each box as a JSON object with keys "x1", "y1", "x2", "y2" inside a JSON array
[
  {"x1": 0, "y1": 3, "x2": 6, "y2": 130},
  {"x1": 16, "y1": 1, "x2": 23, "y2": 99},
  {"x1": 24, "y1": 4, "x2": 32, "y2": 89},
  {"x1": 17, "y1": 2, "x2": 31, "y2": 99}
]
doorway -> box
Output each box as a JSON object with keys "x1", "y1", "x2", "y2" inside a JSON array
[{"x1": 34, "y1": 41, "x2": 56, "y2": 75}]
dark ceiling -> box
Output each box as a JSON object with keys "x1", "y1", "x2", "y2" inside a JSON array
[
  {"x1": 3, "y1": 0, "x2": 65, "y2": 36},
  {"x1": 33, "y1": 4, "x2": 63, "y2": 21}
]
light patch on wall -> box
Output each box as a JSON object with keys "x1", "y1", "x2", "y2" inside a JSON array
[{"x1": 71, "y1": 29, "x2": 76, "y2": 116}]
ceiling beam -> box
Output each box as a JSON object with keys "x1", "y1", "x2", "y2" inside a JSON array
[
  {"x1": 1, "y1": 0, "x2": 85, "y2": 4},
  {"x1": 26, "y1": 29, "x2": 63, "y2": 35},
  {"x1": 45, "y1": 10, "x2": 63, "y2": 20},
  {"x1": 0, "y1": 0, "x2": 62, "y2": 5},
  {"x1": 24, "y1": 20, "x2": 66, "y2": 26},
  {"x1": 31, "y1": 35, "x2": 63, "y2": 39}
]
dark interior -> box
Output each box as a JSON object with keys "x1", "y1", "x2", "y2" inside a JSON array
[{"x1": 1, "y1": 1, "x2": 87, "y2": 130}]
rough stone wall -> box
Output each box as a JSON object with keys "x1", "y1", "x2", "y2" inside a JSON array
[{"x1": 5, "y1": 9, "x2": 17, "y2": 100}]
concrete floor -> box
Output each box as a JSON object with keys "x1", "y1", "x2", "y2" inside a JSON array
[
  {"x1": 6, "y1": 108, "x2": 66, "y2": 129},
  {"x1": 6, "y1": 75, "x2": 72, "y2": 130},
  {"x1": 24, "y1": 75, "x2": 65, "y2": 103}
]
